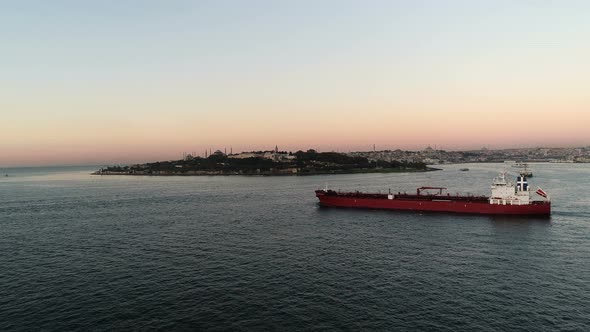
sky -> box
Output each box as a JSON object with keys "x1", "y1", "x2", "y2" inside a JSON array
[{"x1": 1, "y1": 0, "x2": 590, "y2": 166}]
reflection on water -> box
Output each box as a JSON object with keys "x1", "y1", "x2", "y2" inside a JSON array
[{"x1": 488, "y1": 215, "x2": 552, "y2": 224}]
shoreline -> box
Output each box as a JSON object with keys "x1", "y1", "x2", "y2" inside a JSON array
[{"x1": 92, "y1": 167, "x2": 441, "y2": 177}]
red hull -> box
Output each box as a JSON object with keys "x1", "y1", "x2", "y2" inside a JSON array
[{"x1": 315, "y1": 190, "x2": 551, "y2": 216}]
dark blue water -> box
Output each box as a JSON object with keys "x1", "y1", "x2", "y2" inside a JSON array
[{"x1": 1, "y1": 164, "x2": 589, "y2": 331}]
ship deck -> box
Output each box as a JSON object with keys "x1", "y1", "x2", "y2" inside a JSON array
[{"x1": 317, "y1": 190, "x2": 489, "y2": 202}]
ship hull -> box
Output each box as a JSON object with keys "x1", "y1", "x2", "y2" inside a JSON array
[{"x1": 315, "y1": 191, "x2": 551, "y2": 216}]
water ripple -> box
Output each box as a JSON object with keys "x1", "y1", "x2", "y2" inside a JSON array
[{"x1": 1, "y1": 164, "x2": 589, "y2": 331}]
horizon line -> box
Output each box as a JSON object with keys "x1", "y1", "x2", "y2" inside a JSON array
[{"x1": 3, "y1": 144, "x2": 589, "y2": 169}]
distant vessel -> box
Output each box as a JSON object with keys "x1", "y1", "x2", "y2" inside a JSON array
[
  {"x1": 513, "y1": 163, "x2": 533, "y2": 177},
  {"x1": 460, "y1": 168, "x2": 469, "y2": 171},
  {"x1": 315, "y1": 172, "x2": 550, "y2": 216}
]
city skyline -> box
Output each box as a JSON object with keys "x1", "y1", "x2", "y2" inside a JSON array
[
  {"x1": 4, "y1": 143, "x2": 590, "y2": 168},
  {"x1": 2, "y1": 1, "x2": 590, "y2": 167}
]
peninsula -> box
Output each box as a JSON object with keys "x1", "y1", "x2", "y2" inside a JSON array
[{"x1": 94, "y1": 149, "x2": 433, "y2": 176}]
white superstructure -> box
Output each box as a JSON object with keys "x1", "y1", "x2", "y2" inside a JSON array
[{"x1": 489, "y1": 172, "x2": 532, "y2": 205}]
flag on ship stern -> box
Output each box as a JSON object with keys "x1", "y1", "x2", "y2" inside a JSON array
[{"x1": 536, "y1": 187, "x2": 548, "y2": 198}]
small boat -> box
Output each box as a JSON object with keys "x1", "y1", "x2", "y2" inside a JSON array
[
  {"x1": 459, "y1": 168, "x2": 469, "y2": 171},
  {"x1": 519, "y1": 164, "x2": 533, "y2": 177}
]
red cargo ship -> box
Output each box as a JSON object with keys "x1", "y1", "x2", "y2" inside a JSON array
[{"x1": 315, "y1": 172, "x2": 551, "y2": 216}]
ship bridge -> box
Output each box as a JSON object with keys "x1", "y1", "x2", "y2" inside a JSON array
[{"x1": 490, "y1": 172, "x2": 531, "y2": 205}]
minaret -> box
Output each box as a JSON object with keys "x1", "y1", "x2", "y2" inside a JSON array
[{"x1": 275, "y1": 145, "x2": 278, "y2": 153}]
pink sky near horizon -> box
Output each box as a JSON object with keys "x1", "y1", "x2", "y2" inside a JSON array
[
  {"x1": 3, "y1": 99, "x2": 589, "y2": 167},
  {"x1": 3, "y1": 74, "x2": 589, "y2": 167}
]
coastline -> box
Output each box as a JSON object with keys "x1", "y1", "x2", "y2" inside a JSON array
[{"x1": 92, "y1": 167, "x2": 441, "y2": 176}]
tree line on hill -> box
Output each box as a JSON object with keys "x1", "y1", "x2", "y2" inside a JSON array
[{"x1": 101, "y1": 150, "x2": 427, "y2": 174}]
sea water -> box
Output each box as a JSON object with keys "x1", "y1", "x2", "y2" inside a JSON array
[{"x1": 1, "y1": 164, "x2": 589, "y2": 331}]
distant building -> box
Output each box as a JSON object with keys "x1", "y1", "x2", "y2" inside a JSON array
[
  {"x1": 423, "y1": 158, "x2": 440, "y2": 164},
  {"x1": 228, "y1": 152, "x2": 264, "y2": 159},
  {"x1": 229, "y1": 146, "x2": 294, "y2": 162}
]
